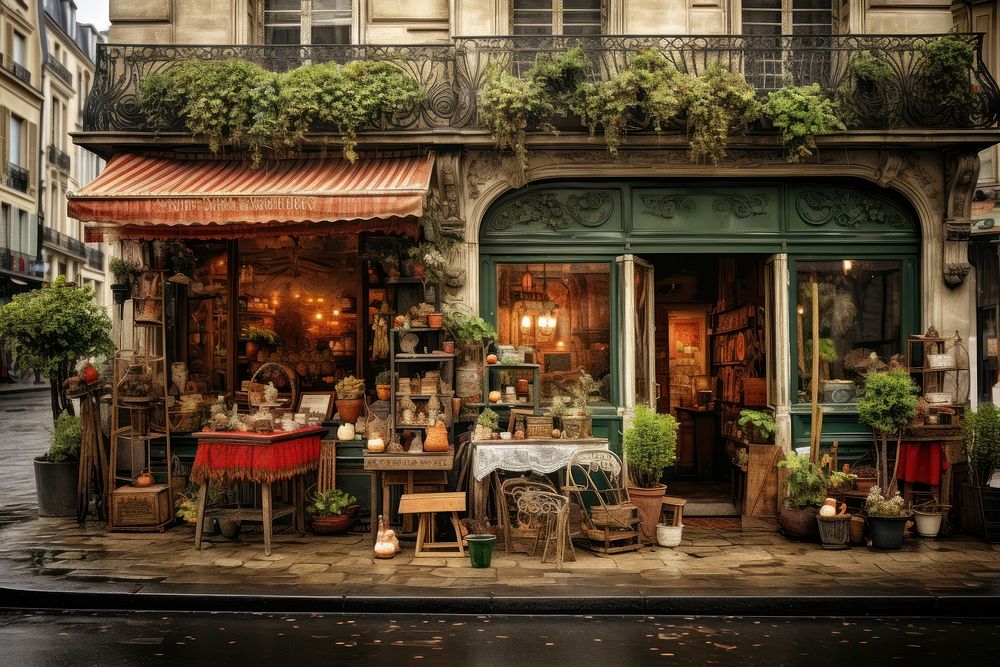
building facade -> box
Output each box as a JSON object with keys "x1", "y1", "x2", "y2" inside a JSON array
[
  {"x1": 72, "y1": 2, "x2": 998, "y2": 509},
  {"x1": 41, "y1": 0, "x2": 107, "y2": 305},
  {"x1": 1, "y1": 0, "x2": 45, "y2": 304}
]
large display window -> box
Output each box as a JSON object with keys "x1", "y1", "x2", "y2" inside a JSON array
[
  {"x1": 794, "y1": 258, "x2": 905, "y2": 404},
  {"x1": 495, "y1": 262, "x2": 612, "y2": 405}
]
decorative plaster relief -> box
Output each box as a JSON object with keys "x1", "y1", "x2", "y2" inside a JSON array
[
  {"x1": 794, "y1": 191, "x2": 908, "y2": 228},
  {"x1": 639, "y1": 194, "x2": 695, "y2": 219},
  {"x1": 488, "y1": 191, "x2": 615, "y2": 232},
  {"x1": 941, "y1": 150, "x2": 979, "y2": 287},
  {"x1": 712, "y1": 193, "x2": 769, "y2": 218}
]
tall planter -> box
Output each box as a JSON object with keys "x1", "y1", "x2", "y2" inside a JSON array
[
  {"x1": 778, "y1": 506, "x2": 819, "y2": 541},
  {"x1": 867, "y1": 515, "x2": 910, "y2": 550},
  {"x1": 628, "y1": 484, "x2": 666, "y2": 543},
  {"x1": 34, "y1": 457, "x2": 78, "y2": 517}
]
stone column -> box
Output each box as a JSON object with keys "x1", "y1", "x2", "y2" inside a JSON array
[{"x1": 769, "y1": 254, "x2": 792, "y2": 452}]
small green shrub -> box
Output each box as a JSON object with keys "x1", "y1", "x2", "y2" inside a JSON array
[
  {"x1": 835, "y1": 50, "x2": 896, "y2": 127},
  {"x1": 965, "y1": 402, "x2": 1000, "y2": 484},
  {"x1": 763, "y1": 83, "x2": 844, "y2": 163},
  {"x1": 919, "y1": 34, "x2": 976, "y2": 121},
  {"x1": 776, "y1": 451, "x2": 827, "y2": 508},
  {"x1": 47, "y1": 412, "x2": 82, "y2": 463},
  {"x1": 738, "y1": 409, "x2": 777, "y2": 442},
  {"x1": 108, "y1": 257, "x2": 142, "y2": 286},
  {"x1": 477, "y1": 408, "x2": 500, "y2": 430},
  {"x1": 335, "y1": 375, "x2": 365, "y2": 399},
  {"x1": 857, "y1": 369, "x2": 918, "y2": 489},
  {"x1": 245, "y1": 325, "x2": 279, "y2": 348},
  {"x1": 306, "y1": 488, "x2": 357, "y2": 516},
  {"x1": 375, "y1": 370, "x2": 392, "y2": 386},
  {"x1": 623, "y1": 405, "x2": 678, "y2": 488}
]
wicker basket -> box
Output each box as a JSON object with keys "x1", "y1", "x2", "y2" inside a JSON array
[
  {"x1": 247, "y1": 362, "x2": 299, "y2": 410},
  {"x1": 526, "y1": 415, "x2": 554, "y2": 438}
]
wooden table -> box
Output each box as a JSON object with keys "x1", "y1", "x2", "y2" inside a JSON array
[
  {"x1": 364, "y1": 448, "x2": 455, "y2": 534},
  {"x1": 190, "y1": 427, "x2": 326, "y2": 556},
  {"x1": 470, "y1": 438, "x2": 609, "y2": 521}
]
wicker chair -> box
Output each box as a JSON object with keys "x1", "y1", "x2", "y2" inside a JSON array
[
  {"x1": 563, "y1": 449, "x2": 645, "y2": 554},
  {"x1": 516, "y1": 489, "x2": 575, "y2": 568},
  {"x1": 500, "y1": 475, "x2": 557, "y2": 553}
]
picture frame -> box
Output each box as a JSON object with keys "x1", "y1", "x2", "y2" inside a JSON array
[
  {"x1": 296, "y1": 392, "x2": 335, "y2": 420},
  {"x1": 507, "y1": 408, "x2": 534, "y2": 435}
]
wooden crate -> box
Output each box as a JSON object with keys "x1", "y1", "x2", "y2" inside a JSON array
[
  {"x1": 744, "y1": 444, "x2": 782, "y2": 517},
  {"x1": 110, "y1": 484, "x2": 172, "y2": 529}
]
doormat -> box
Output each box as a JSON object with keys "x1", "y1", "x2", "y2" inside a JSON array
[{"x1": 683, "y1": 517, "x2": 742, "y2": 530}]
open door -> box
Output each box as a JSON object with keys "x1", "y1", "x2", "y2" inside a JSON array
[{"x1": 618, "y1": 255, "x2": 656, "y2": 411}]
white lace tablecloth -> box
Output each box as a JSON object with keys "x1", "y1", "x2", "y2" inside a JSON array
[{"x1": 472, "y1": 439, "x2": 609, "y2": 481}]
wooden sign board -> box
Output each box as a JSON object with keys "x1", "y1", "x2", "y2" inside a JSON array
[{"x1": 364, "y1": 450, "x2": 454, "y2": 471}]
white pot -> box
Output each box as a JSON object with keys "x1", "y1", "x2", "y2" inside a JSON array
[
  {"x1": 655, "y1": 523, "x2": 684, "y2": 548},
  {"x1": 913, "y1": 510, "x2": 943, "y2": 538}
]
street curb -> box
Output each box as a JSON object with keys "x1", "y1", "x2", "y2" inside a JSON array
[
  {"x1": 2, "y1": 585, "x2": 999, "y2": 617},
  {"x1": 0, "y1": 385, "x2": 49, "y2": 397}
]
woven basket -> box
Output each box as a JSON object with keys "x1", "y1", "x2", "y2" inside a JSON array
[
  {"x1": 526, "y1": 415, "x2": 554, "y2": 438},
  {"x1": 817, "y1": 514, "x2": 852, "y2": 549},
  {"x1": 247, "y1": 362, "x2": 299, "y2": 409}
]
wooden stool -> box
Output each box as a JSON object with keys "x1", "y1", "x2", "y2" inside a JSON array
[
  {"x1": 382, "y1": 471, "x2": 448, "y2": 531},
  {"x1": 398, "y1": 491, "x2": 466, "y2": 557},
  {"x1": 660, "y1": 496, "x2": 687, "y2": 526}
]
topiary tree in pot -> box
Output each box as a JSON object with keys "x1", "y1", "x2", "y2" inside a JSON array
[
  {"x1": 964, "y1": 402, "x2": 1000, "y2": 541},
  {"x1": 623, "y1": 405, "x2": 679, "y2": 542},
  {"x1": 34, "y1": 412, "x2": 82, "y2": 517},
  {"x1": 857, "y1": 369, "x2": 918, "y2": 493}
]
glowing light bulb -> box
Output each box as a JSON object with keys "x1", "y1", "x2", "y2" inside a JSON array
[{"x1": 520, "y1": 314, "x2": 532, "y2": 332}]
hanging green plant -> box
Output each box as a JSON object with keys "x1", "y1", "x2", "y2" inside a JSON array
[
  {"x1": 834, "y1": 50, "x2": 897, "y2": 128},
  {"x1": 763, "y1": 83, "x2": 844, "y2": 163},
  {"x1": 138, "y1": 58, "x2": 423, "y2": 166},
  {"x1": 681, "y1": 63, "x2": 761, "y2": 165},
  {"x1": 477, "y1": 48, "x2": 590, "y2": 167},
  {"x1": 573, "y1": 50, "x2": 692, "y2": 155},
  {"x1": 918, "y1": 34, "x2": 977, "y2": 123}
]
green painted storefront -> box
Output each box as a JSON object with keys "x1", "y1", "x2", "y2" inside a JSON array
[{"x1": 478, "y1": 179, "x2": 920, "y2": 459}]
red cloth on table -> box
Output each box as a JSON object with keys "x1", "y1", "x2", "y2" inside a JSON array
[
  {"x1": 897, "y1": 442, "x2": 948, "y2": 486},
  {"x1": 189, "y1": 434, "x2": 321, "y2": 485}
]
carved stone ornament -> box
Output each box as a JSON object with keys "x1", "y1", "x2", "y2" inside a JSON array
[
  {"x1": 712, "y1": 193, "x2": 769, "y2": 218},
  {"x1": 639, "y1": 194, "x2": 695, "y2": 219},
  {"x1": 794, "y1": 191, "x2": 908, "y2": 228},
  {"x1": 941, "y1": 151, "x2": 979, "y2": 288},
  {"x1": 875, "y1": 150, "x2": 938, "y2": 200},
  {"x1": 565, "y1": 192, "x2": 614, "y2": 226},
  {"x1": 488, "y1": 192, "x2": 615, "y2": 232}
]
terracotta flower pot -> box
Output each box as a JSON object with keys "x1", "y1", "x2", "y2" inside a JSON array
[
  {"x1": 427, "y1": 313, "x2": 443, "y2": 328},
  {"x1": 628, "y1": 484, "x2": 666, "y2": 544},
  {"x1": 335, "y1": 398, "x2": 363, "y2": 424},
  {"x1": 310, "y1": 513, "x2": 354, "y2": 535},
  {"x1": 245, "y1": 341, "x2": 259, "y2": 360},
  {"x1": 376, "y1": 385, "x2": 392, "y2": 401},
  {"x1": 442, "y1": 340, "x2": 455, "y2": 354},
  {"x1": 778, "y1": 506, "x2": 820, "y2": 541}
]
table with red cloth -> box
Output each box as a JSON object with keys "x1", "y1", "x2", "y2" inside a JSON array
[
  {"x1": 897, "y1": 439, "x2": 962, "y2": 506},
  {"x1": 190, "y1": 427, "x2": 326, "y2": 556}
]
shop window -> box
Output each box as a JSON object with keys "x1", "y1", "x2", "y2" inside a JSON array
[
  {"x1": 264, "y1": 0, "x2": 351, "y2": 45},
  {"x1": 495, "y1": 262, "x2": 612, "y2": 405},
  {"x1": 794, "y1": 259, "x2": 902, "y2": 404},
  {"x1": 185, "y1": 243, "x2": 231, "y2": 394},
  {"x1": 237, "y1": 236, "x2": 359, "y2": 393},
  {"x1": 512, "y1": 0, "x2": 604, "y2": 36}
]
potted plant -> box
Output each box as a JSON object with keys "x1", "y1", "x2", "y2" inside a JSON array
[
  {"x1": 738, "y1": 409, "x2": 776, "y2": 444},
  {"x1": 857, "y1": 369, "x2": 918, "y2": 524},
  {"x1": 307, "y1": 488, "x2": 359, "y2": 535},
  {"x1": 109, "y1": 257, "x2": 142, "y2": 304},
  {"x1": 623, "y1": 405, "x2": 679, "y2": 543},
  {"x1": 562, "y1": 370, "x2": 600, "y2": 438},
  {"x1": 244, "y1": 325, "x2": 279, "y2": 360},
  {"x1": 474, "y1": 407, "x2": 499, "y2": 441},
  {"x1": 445, "y1": 308, "x2": 498, "y2": 402},
  {"x1": 913, "y1": 503, "x2": 947, "y2": 538},
  {"x1": 964, "y1": 402, "x2": 1000, "y2": 542},
  {"x1": 375, "y1": 370, "x2": 392, "y2": 401},
  {"x1": 33, "y1": 411, "x2": 81, "y2": 517},
  {"x1": 776, "y1": 451, "x2": 826, "y2": 541},
  {"x1": 864, "y1": 486, "x2": 910, "y2": 549},
  {"x1": 334, "y1": 375, "x2": 365, "y2": 424}
]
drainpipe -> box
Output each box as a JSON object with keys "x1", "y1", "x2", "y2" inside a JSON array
[{"x1": 35, "y1": 0, "x2": 48, "y2": 277}]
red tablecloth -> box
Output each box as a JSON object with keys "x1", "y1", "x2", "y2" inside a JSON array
[
  {"x1": 897, "y1": 442, "x2": 949, "y2": 486},
  {"x1": 190, "y1": 434, "x2": 321, "y2": 485}
]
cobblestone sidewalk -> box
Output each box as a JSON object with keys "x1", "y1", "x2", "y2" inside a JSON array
[{"x1": 2, "y1": 515, "x2": 998, "y2": 599}]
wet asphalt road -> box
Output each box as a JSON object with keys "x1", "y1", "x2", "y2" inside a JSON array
[
  {"x1": 1, "y1": 612, "x2": 997, "y2": 665},
  {"x1": 0, "y1": 391, "x2": 50, "y2": 528}
]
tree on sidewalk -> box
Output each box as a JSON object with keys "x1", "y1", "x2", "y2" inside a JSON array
[{"x1": 0, "y1": 278, "x2": 114, "y2": 421}]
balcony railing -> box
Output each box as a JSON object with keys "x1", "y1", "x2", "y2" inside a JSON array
[
  {"x1": 0, "y1": 248, "x2": 44, "y2": 279},
  {"x1": 47, "y1": 144, "x2": 71, "y2": 172},
  {"x1": 42, "y1": 226, "x2": 86, "y2": 258},
  {"x1": 83, "y1": 34, "x2": 1000, "y2": 137},
  {"x1": 10, "y1": 60, "x2": 31, "y2": 85},
  {"x1": 5, "y1": 163, "x2": 29, "y2": 192},
  {"x1": 86, "y1": 246, "x2": 104, "y2": 270},
  {"x1": 46, "y1": 54, "x2": 73, "y2": 87}
]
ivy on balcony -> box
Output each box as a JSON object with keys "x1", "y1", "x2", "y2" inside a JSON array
[{"x1": 138, "y1": 58, "x2": 424, "y2": 165}]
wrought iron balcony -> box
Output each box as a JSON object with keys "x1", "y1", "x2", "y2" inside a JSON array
[
  {"x1": 10, "y1": 60, "x2": 31, "y2": 85},
  {"x1": 48, "y1": 144, "x2": 71, "y2": 172},
  {"x1": 42, "y1": 226, "x2": 87, "y2": 258},
  {"x1": 83, "y1": 34, "x2": 1000, "y2": 137},
  {"x1": 46, "y1": 53, "x2": 73, "y2": 87},
  {"x1": 0, "y1": 248, "x2": 44, "y2": 279},
  {"x1": 86, "y1": 246, "x2": 104, "y2": 271},
  {"x1": 5, "y1": 163, "x2": 29, "y2": 192}
]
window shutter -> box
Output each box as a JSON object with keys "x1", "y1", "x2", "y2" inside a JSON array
[
  {"x1": 0, "y1": 106, "x2": 9, "y2": 181},
  {"x1": 26, "y1": 120, "x2": 37, "y2": 195},
  {"x1": 28, "y1": 212, "x2": 38, "y2": 257},
  {"x1": 3, "y1": 24, "x2": 13, "y2": 70}
]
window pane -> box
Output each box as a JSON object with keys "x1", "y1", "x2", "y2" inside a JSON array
[
  {"x1": 795, "y1": 259, "x2": 902, "y2": 404},
  {"x1": 513, "y1": 0, "x2": 553, "y2": 35},
  {"x1": 312, "y1": 25, "x2": 350, "y2": 45},
  {"x1": 496, "y1": 262, "x2": 612, "y2": 405},
  {"x1": 266, "y1": 26, "x2": 301, "y2": 44}
]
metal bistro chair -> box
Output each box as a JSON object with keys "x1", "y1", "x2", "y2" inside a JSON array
[
  {"x1": 500, "y1": 475, "x2": 557, "y2": 554},
  {"x1": 517, "y1": 489, "x2": 575, "y2": 568},
  {"x1": 563, "y1": 449, "x2": 645, "y2": 554}
]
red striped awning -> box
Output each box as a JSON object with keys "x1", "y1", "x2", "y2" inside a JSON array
[{"x1": 70, "y1": 153, "x2": 434, "y2": 241}]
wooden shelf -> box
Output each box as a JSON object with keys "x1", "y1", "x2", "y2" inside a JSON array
[
  {"x1": 396, "y1": 354, "x2": 454, "y2": 361},
  {"x1": 486, "y1": 363, "x2": 539, "y2": 369}
]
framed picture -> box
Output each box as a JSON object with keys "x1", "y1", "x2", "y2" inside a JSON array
[
  {"x1": 296, "y1": 392, "x2": 335, "y2": 420},
  {"x1": 507, "y1": 408, "x2": 535, "y2": 435}
]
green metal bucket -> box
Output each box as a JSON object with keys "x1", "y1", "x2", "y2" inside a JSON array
[{"x1": 465, "y1": 534, "x2": 496, "y2": 568}]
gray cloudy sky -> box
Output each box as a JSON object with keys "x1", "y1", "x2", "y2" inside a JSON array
[{"x1": 75, "y1": 0, "x2": 110, "y2": 31}]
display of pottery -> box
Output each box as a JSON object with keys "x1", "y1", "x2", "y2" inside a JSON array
[{"x1": 424, "y1": 420, "x2": 449, "y2": 452}]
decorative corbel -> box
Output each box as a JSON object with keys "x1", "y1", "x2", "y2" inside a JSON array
[
  {"x1": 435, "y1": 151, "x2": 466, "y2": 241},
  {"x1": 942, "y1": 150, "x2": 978, "y2": 287}
]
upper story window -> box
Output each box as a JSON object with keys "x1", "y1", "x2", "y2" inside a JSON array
[
  {"x1": 512, "y1": 0, "x2": 604, "y2": 36},
  {"x1": 9, "y1": 115, "x2": 25, "y2": 167},
  {"x1": 741, "y1": 0, "x2": 833, "y2": 36},
  {"x1": 264, "y1": 0, "x2": 351, "y2": 45},
  {"x1": 12, "y1": 31, "x2": 27, "y2": 67}
]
